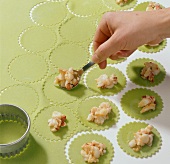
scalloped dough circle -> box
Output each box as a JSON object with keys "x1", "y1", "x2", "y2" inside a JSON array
[
  {"x1": 77, "y1": 97, "x2": 119, "y2": 130},
  {"x1": 117, "y1": 122, "x2": 162, "y2": 158},
  {"x1": 86, "y1": 66, "x2": 126, "y2": 95},
  {"x1": 133, "y1": 1, "x2": 164, "y2": 11},
  {"x1": 9, "y1": 54, "x2": 48, "y2": 83},
  {"x1": 0, "y1": 85, "x2": 39, "y2": 115},
  {"x1": 50, "y1": 43, "x2": 89, "y2": 70},
  {"x1": 60, "y1": 17, "x2": 96, "y2": 42},
  {"x1": 126, "y1": 58, "x2": 166, "y2": 87},
  {"x1": 19, "y1": 27, "x2": 56, "y2": 52},
  {"x1": 69, "y1": 133, "x2": 114, "y2": 164},
  {"x1": 138, "y1": 40, "x2": 167, "y2": 53},
  {"x1": 102, "y1": 0, "x2": 137, "y2": 10},
  {"x1": 43, "y1": 74, "x2": 96, "y2": 104},
  {"x1": 67, "y1": 0, "x2": 104, "y2": 17},
  {"x1": 31, "y1": 2, "x2": 67, "y2": 26},
  {"x1": 121, "y1": 88, "x2": 163, "y2": 120},
  {"x1": 33, "y1": 105, "x2": 78, "y2": 141}
]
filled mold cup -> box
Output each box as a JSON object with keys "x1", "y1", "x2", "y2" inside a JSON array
[{"x1": 0, "y1": 104, "x2": 30, "y2": 158}]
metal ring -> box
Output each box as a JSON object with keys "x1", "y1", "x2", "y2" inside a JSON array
[{"x1": 0, "y1": 104, "x2": 31, "y2": 157}]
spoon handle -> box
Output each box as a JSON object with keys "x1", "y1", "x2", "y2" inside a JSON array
[{"x1": 82, "y1": 61, "x2": 95, "y2": 72}]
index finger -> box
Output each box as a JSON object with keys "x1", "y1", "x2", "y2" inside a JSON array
[{"x1": 93, "y1": 18, "x2": 111, "y2": 52}]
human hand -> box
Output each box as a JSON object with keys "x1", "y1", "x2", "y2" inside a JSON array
[{"x1": 92, "y1": 10, "x2": 167, "y2": 69}]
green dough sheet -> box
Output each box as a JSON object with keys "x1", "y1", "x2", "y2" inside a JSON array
[
  {"x1": 65, "y1": 101, "x2": 93, "y2": 132},
  {"x1": 0, "y1": 84, "x2": 39, "y2": 115},
  {"x1": 133, "y1": 2, "x2": 166, "y2": 53},
  {"x1": 121, "y1": 88, "x2": 163, "y2": 120},
  {"x1": 86, "y1": 66, "x2": 126, "y2": 95},
  {"x1": 0, "y1": 120, "x2": 26, "y2": 144},
  {"x1": 8, "y1": 54, "x2": 49, "y2": 83},
  {"x1": 19, "y1": 26, "x2": 57, "y2": 53},
  {"x1": 59, "y1": 17, "x2": 96, "y2": 43},
  {"x1": 127, "y1": 58, "x2": 166, "y2": 87},
  {"x1": 49, "y1": 43, "x2": 89, "y2": 70},
  {"x1": 77, "y1": 97, "x2": 119, "y2": 130},
  {"x1": 69, "y1": 133, "x2": 114, "y2": 164},
  {"x1": 66, "y1": 0, "x2": 107, "y2": 17},
  {"x1": 30, "y1": 1, "x2": 68, "y2": 26},
  {"x1": 102, "y1": 0, "x2": 137, "y2": 11},
  {"x1": 43, "y1": 74, "x2": 96, "y2": 104},
  {"x1": 0, "y1": 134, "x2": 68, "y2": 163},
  {"x1": 33, "y1": 105, "x2": 78, "y2": 141},
  {"x1": 117, "y1": 122, "x2": 162, "y2": 158}
]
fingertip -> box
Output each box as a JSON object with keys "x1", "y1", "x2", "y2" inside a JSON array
[{"x1": 98, "y1": 60, "x2": 107, "y2": 69}]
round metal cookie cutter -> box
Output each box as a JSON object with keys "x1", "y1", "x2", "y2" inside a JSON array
[{"x1": 0, "y1": 104, "x2": 31, "y2": 157}]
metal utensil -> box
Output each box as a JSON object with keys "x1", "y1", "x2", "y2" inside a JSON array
[
  {"x1": 60, "y1": 61, "x2": 95, "y2": 90},
  {"x1": 0, "y1": 104, "x2": 30, "y2": 157},
  {"x1": 72, "y1": 61, "x2": 95, "y2": 89}
]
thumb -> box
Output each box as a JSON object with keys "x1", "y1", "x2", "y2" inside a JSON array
[{"x1": 92, "y1": 34, "x2": 121, "y2": 64}]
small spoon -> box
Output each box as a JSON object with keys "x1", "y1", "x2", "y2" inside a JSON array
[
  {"x1": 72, "y1": 61, "x2": 95, "y2": 89},
  {"x1": 61, "y1": 61, "x2": 95, "y2": 90},
  {"x1": 76, "y1": 61, "x2": 95, "y2": 76}
]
